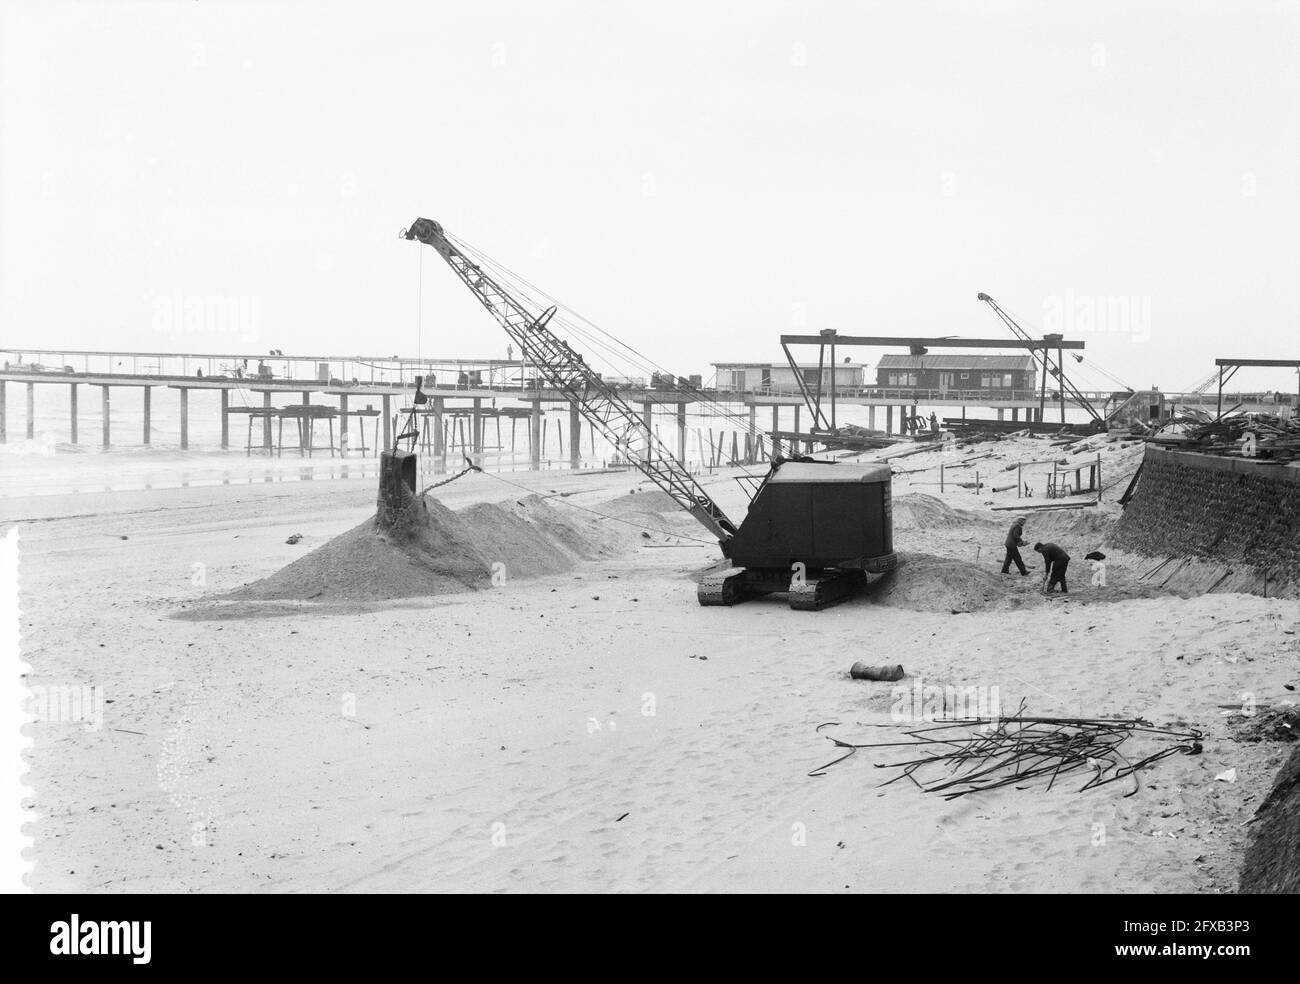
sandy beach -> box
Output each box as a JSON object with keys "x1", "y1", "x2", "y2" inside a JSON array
[{"x1": 14, "y1": 434, "x2": 1298, "y2": 893}]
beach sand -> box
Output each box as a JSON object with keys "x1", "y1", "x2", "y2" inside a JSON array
[{"x1": 12, "y1": 436, "x2": 1299, "y2": 892}]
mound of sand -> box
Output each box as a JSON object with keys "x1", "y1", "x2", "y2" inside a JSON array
[
  {"x1": 225, "y1": 493, "x2": 617, "y2": 602},
  {"x1": 595, "y1": 487, "x2": 681, "y2": 518},
  {"x1": 892, "y1": 494, "x2": 993, "y2": 531},
  {"x1": 866, "y1": 551, "x2": 1014, "y2": 613},
  {"x1": 1029, "y1": 507, "x2": 1114, "y2": 544}
]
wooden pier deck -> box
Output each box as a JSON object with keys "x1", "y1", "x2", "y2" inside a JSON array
[{"x1": 2, "y1": 348, "x2": 1291, "y2": 468}]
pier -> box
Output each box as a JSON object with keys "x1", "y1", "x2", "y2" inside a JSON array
[{"x1": 2, "y1": 347, "x2": 1292, "y2": 469}]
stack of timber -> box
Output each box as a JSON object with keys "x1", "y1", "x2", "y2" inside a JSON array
[{"x1": 1152, "y1": 409, "x2": 1300, "y2": 462}]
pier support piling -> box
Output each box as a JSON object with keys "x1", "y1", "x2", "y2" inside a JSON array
[
  {"x1": 179, "y1": 388, "x2": 189, "y2": 450},
  {"x1": 471, "y1": 398, "x2": 482, "y2": 461},
  {"x1": 69, "y1": 384, "x2": 78, "y2": 444},
  {"x1": 27, "y1": 382, "x2": 35, "y2": 440},
  {"x1": 143, "y1": 387, "x2": 151, "y2": 445},
  {"x1": 747, "y1": 405, "x2": 758, "y2": 464},
  {"x1": 339, "y1": 394, "x2": 349, "y2": 457},
  {"x1": 101, "y1": 385, "x2": 111, "y2": 448},
  {"x1": 530, "y1": 399, "x2": 541, "y2": 470},
  {"x1": 433, "y1": 397, "x2": 446, "y2": 473},
  {"x1": 678, "y1": 403, "x2": 687, "y2": 466},
  {"x1": 570, "y1": 404, "x2": 581, "y2": 470},
  {"x1": 640, "y1": 403, "x2": 652, "y2": 465},
  {"x1": 220, "y1": 390, "x2": 229, "y2": 448}
]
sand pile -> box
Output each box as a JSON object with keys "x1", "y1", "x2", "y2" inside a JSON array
[
  {"x1": 893, "y1": 494, "x2": 992, "y2": 531},
  {"x1": 226, "y1": 493, "x2": 617, "y2": 602},
  {"x1": 595, "y1": 487, "x2": 681, "y2": 518},
  {"x1": 1029, "y1": 507, "x2": 1114, "y2": 544},
  {"x1": 866, "y1": 551, "x2": 1015, "y2": 613}
]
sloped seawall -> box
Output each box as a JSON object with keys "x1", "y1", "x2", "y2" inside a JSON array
[{"x1": 1111, "y1": 446, "x2": 1300, "y2": 598}]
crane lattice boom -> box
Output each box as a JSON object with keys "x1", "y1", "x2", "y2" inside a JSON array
[
  {"x1": 402, "y1": 217, "x2": 738, "y2": 547},
  {"x1": 976, "y1": 292, "x2": 1105, "y2": 425}
]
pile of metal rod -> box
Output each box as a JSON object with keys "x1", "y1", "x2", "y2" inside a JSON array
[{"x1": 809, "y1": 706, "x2": 1203, "y2": 798}]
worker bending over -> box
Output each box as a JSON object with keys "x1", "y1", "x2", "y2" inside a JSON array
[
  {"x1": 1001, "y1": 516, "x2": 1029, "y2": 575},
  {"x1": 1033, "y1": 542, "x2": 1070, "y2": 594}
]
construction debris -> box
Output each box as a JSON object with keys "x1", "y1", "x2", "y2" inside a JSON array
[
  {"x1": 849, "y1": 662, "x2": 905, "y2": 681},
  {"x1": 1153, "y1": 408, "x2": 1300, "y2": 462},
  {"x1": 808, "y1": 705, "x2": 1203, "y2": 797}
]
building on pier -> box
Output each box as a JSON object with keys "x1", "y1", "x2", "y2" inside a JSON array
[
  {"x1": 873, "y1": 354, "x2": 1036, "y2": 395},
  {"x1": 712, "y1": 362, "x2": 866, "y2": 393}
]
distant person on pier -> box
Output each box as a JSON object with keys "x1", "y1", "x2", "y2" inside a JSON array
[
  {"x1": 1033, "y1": 542, "x2": 1071, "y2": 594},
  {"x1": 1001, "y1": 516, "x2": 1029, "y2": 576}
]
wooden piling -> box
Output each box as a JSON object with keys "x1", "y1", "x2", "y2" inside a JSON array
[
  {"x1": 433, "y1": 397, "x2": 446, "y2": 473},
  {"x1": 530, "y1": 399, "x2": 541, "y2": 470},
  {"x1": 570, "y1": 404, "x2": 581, "y2": 469},
  {"x1": 747, "y1": 405, "x2": 758, "y2": 464},
  {"x1": 471, "y1": 398, "x2": 482, "y2": 459},
  {"x1": 143, "y1": 386, "x2": 151, "y2": 445},
  {"x1": 677, "y1": 403, "x2": 687, "y2": 465},
  {"x1": 640, "y1": 402, "x2": 652, "y2": 465},
  {"x1": 101, "y1": 385, "x2": 110, "y2": 448},
  {"x1": 179, "y1": 387, "x2": 189, "y2": 449},
  {"x1": 69, "y1": 384, "x2": 78, "y2": 444},
  {"x1": 338, "y1": 393, "x2": 349, "y2": 456},
  {"x1": 27, "y1": 382, "x2": 35, "y2": 440},
  {"x1": 220, "y1": 389, "x2": 229, "y2": 448}
]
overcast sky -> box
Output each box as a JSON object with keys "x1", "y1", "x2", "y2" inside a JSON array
[{"x1": 1, "y1": 0, "x2": 1297, "y2": 392}]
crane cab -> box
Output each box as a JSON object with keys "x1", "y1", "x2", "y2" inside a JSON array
[{"x1": 700, "y1": 460, "x2": 896, "y2": 609}]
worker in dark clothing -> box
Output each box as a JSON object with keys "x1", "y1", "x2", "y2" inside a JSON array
[
  {"x1": 1034, "y1": 542, "x2": 1070, "y2": 593},
  {"x1": 1001, "y1": 516, "x2": 1029, "y2": 575}
]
